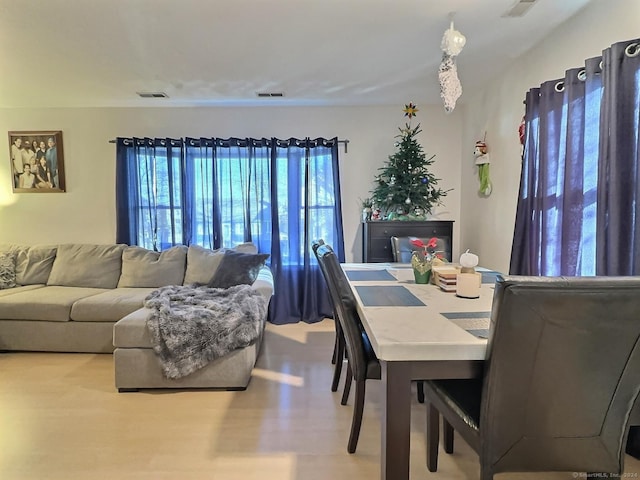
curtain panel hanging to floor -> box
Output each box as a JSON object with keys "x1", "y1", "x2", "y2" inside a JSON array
[
  {"x1": 510, "y1": 38, "x2": 640, "y2": 276},
  {"x1": 115, "y1": 136, "x2": 345, "y2": 324}
]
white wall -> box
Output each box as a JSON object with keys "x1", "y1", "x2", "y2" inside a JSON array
[
  {"x1": 460, "y1": 0, "x2": 640, "y2": 273},
  {"x1": 0, "y1": 105, "x2": 462, "y2": 262}
]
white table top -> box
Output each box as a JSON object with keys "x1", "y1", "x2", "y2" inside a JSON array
[{"x1": 342, "y1": 263, "x2": 496, "y2": 362}]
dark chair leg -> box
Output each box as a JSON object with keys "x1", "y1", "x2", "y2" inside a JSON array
[
  {"x1": 331, "y1": 314, "x2": 339, "y2": 364},
  {"x1": 341, "y1": 362, "x2": 353, "y2": 405},
  {"x1": 347, "y1": 379, "x2": 366, "y2": 454},
  {"x1": 331, "y1": 330, "x2": 345, "y2": 392},
  {"x1": 417, "y1": 381, "x2": 425, "y2": 403},
  {"x1": 443, "y1": 419, "x2": 454, "y2": 454},
  {"x1": 426, "y1": 403, "x2": 440, "y2": 472},
  {"x1": 480, "y1": 465, "x2": 494, "y2": 480},
  {"x1": 331, "y1": 335, "x2": 337, "y2": 364}
]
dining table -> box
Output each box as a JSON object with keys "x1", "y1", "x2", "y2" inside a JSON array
[{"x1": 341, "y1": 262, "x2": 500, "y2": 480}]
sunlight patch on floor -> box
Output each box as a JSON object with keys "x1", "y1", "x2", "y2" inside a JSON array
[
  {"x1": 211, "y1": 453, "x2": 296, "y2": 479},
  {"x1": 251, "y1": 367, "x2": 304, "y2": 387}
]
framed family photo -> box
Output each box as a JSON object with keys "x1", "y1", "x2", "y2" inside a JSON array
[{"x1": 8, "y1": 130, "x2": 65, "y2": 193}]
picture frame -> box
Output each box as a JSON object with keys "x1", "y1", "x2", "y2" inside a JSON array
[{"x1": 8, "y1": 130, "x2": 65, "y2": 192}]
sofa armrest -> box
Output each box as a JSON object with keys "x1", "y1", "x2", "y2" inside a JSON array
[{"x1": 252, "y1": 265, "x2": 274, "y2": 301}]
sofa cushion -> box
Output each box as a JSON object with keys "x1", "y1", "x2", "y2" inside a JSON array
[
  {"x1": 0, "y1": 252, "x2": 16, "y2": 289},
  {"x1": 47, "y1": 244, "x2": 126, "y2": 288},
  {"x1": 71, "y1": 287, "x2": 156, "y2": 322},
  {"x1": 208, "y1": 250, "x2": 269, "y2": 289},
  {"x1": 0, "y1": 286, "x2": 108, "y2": 321},
  {"x1": 183, "y1": 245, "x2": 224, "y2": 285},
  {"x1": 117, "y1": 246, "x2": 187, "y2": 288},
  {"x1": 0, "y1": 284, "x2": 45, "y2": 298},
  {"x1": 15, "y1": 245, "x2": 57, "y2": 285}
]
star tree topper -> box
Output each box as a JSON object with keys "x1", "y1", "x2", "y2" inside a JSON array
[
  {"x1": 403, "y1": 102, "x2": 419, "y2": 119},
  {"x1": 401, "y1": 103, "x2": 419, "y2": 136}
]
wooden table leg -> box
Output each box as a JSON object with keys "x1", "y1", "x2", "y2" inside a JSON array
[{"x1": 380, "y1": 361, "x2": 412, "y2": 480}]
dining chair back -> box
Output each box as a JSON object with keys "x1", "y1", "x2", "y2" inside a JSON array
[
  {"x1": 316, "y1": 243, "x2": 381, "y2": 453},
  {"x1": 316, "y1": 244, "x2": 377, "y2": 386},
  {"x1": 425, "y1": 275, "x2": 640, "y2": 479},
  {"x1": 390, "y1": 235, "x2": 450, "y2": 262},
  {"x1": 312, "y1": 238, "x2": 346, "y2": 392}
]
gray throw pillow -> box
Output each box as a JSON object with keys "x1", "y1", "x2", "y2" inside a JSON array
[
  {"x1": 234, "y1": 242, "x2": 258, "y2": 254},
  {"x1": 208, "y1": 250, "x2": 269, "y2": 289},
  {"x1": 0, "y1": 252, "x2": 16, "y2": 289}
]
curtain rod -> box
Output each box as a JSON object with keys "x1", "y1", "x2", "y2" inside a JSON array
[{"x1": 108, "y1": 137, "x2": 350, "y2": 153}]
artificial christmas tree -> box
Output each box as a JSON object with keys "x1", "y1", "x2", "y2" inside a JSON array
[{"x1": 370, "y1": 103, "x2": 449, "y2": 220}]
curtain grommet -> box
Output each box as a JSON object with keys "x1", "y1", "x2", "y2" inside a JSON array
[
  {"x1": 625, "y1": 42, "x2": 639, "y2": 58},
  {"x1": 577, "y1": 69, "x2": 586, "y2": 81},
  {"x1": 554, "y1": 81, "x2": 565, "y2": 93}
]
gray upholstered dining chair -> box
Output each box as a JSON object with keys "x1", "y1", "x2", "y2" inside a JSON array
[
  {"x1": 390, "y1": 235, "x2": 450, "y2": 262},
  {"x1": 424, "y1": 275, "x2": 640, "y2": 480},
  {"x1": 316, "y1": 243, "x2": 381, "y2": 453},
  {"x1": 311, "y1": 238, "x2": 346, "y2": 392}
]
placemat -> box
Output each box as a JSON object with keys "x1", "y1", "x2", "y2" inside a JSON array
[
  {"x1": 441, "y1": 311, "x2": 491, "y2": 339},
  {"x1": 466, "y1": 329, "x2": 490, "y2": 339},
  {"x1": 440, "y1": 311, "x2": 491, "y2": 319},
  {"x1": 345, "y1": 270, "x2": 396, "y2": 281},
  {"x1": 481, "y1": 271, "x2": 500, "y2": 284},
  {"x1": 355, "y1": 285, "x2": 425, "y2": 307}
]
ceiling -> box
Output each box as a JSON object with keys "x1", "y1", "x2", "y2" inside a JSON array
[{"x1": 0, "y1": 0, "x2": 594, "y2": 108}]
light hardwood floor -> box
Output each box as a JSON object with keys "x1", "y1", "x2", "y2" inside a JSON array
[{"x1": 1, "y1": 319, "x2": 639, "y2": 480}]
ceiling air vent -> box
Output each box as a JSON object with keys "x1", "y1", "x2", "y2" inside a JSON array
[
  {"x1": 256, "y1": 92, "x2": 284, "y2": 98},
  {"x1": 502, "y1": 0, "x2": 538, "y2": 17},
  {"x1": 136, "y1": 92, "x2": 169, "y2": 98}
]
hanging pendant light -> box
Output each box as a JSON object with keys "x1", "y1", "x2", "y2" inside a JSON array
[{"x1": 439, "y1": 13, "x2": 466, "y2": 113}]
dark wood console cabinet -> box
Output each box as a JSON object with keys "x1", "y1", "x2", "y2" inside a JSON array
[{"x1": 362, "y1": 220, "x2": 454, "y2": 263}]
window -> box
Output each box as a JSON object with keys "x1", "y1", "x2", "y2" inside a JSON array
[{"x1": 116, "y1": 136, "x2": 344, "y2": 324}]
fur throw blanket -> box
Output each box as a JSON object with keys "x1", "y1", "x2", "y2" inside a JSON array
[{"x1": 144, "y1": 284, "x2": 268, "y2": 379}]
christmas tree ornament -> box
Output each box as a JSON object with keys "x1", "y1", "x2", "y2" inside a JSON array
[
  {"x1": 390, "y1": 175, "x2": 396, "y2": 185},
  {"x1": 421, "y1": 177, "x2": 428, "y2": 184},
  {"x1": 405, "y1": 197, "x2": 411, "y2": 204}
]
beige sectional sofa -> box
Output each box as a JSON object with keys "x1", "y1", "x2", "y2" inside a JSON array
[{"x1": 0, "y1": 242, "x2": 274, "y2": 391}]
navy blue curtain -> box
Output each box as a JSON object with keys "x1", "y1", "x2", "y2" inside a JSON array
[
  {"x1": 596, "y1": 41, "x2": 640, "y2": 275},
  {"x1": 115, "y1": 137, "x2": 185, "y2": 249},
  {"x1": 269, "y1": 138, "x2": 345, "y2": 324},
  {"x1": 116, "y1": 136, "x2": 344, "y2": 324},
  {"x1": 511, "y1": 38, "x2": 640, "y2": 276}
]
